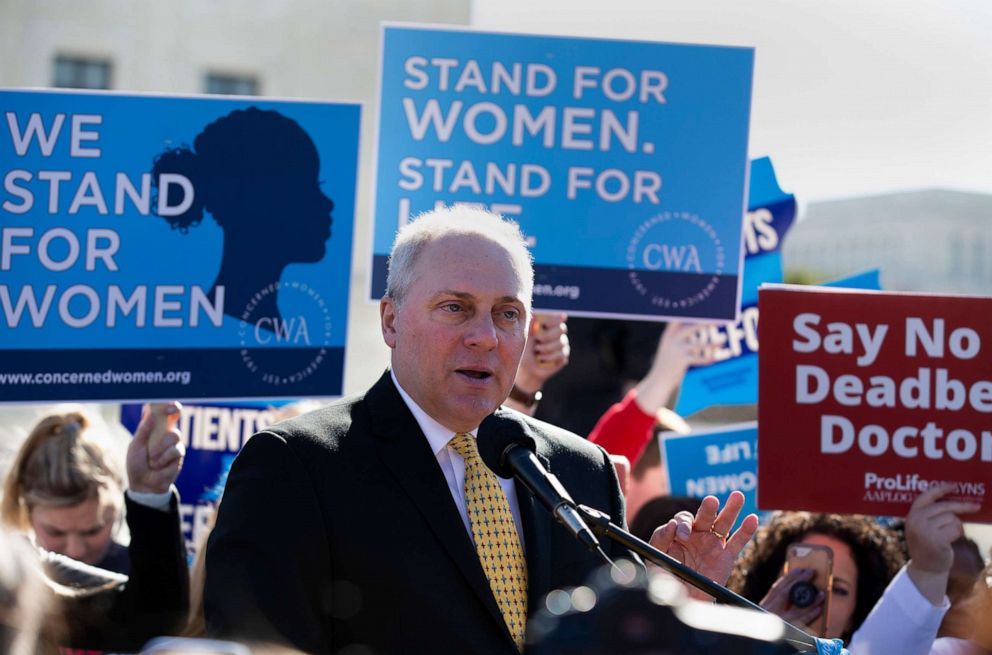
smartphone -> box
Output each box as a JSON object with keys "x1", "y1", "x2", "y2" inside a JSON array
[{"x1": 783, "y1": 542, "x2": 833, "y2": 637}]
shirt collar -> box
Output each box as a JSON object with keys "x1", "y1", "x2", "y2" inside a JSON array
[{"x1": 390, "y1": 369, "x2": 477, "y2": 456}]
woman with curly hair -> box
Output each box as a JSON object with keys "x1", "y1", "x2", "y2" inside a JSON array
[
  {"x1": 728, "y1": 510, "x2": 905, "y2": 642},
  {"x1": 730, "y1": 485, "x2": 979, "y2": 653}
]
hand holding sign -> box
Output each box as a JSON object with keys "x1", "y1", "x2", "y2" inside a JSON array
[
  {"x1": 127, "y1": 402, "x2": 185, "y2": 494},
  {"x1": 905, "y1": 484, "x2": 980, "y2": 605},
  {"x1": 507, "y1": 314, "x2": 569, "y2": 416},
  {"x1": 526, "y1": 314, "x2": 570, "y2": 374},
  {"x1": 635, "y1": 322, "x2": 715, "y2": 413},
  {"x1": 648, "y1": 491, "x2": 758, "y2": 600}
]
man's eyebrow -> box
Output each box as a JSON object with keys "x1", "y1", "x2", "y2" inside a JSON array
[
  {"x1": 434, "y1": 290, "x2": 474, "y2": 300},
  {"x1": 432, "y1": 290, "x2": 525, "y2": 305}
]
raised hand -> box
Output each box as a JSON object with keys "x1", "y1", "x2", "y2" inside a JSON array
[
  {"x1": 634, "y1": 322, "x2": 716, "y2": 413},
  {"x1": 506, "y1": 314, "x2": 570, "y2": 415},
  {"x1": 905, "y1": 484, "x2": 980, "y2": 605},
  {"x1": 126, "y1": 402, "x2": 185, "y2": 494},
  {"x1": 648, "y1": 491, "x2": 759, "y2": 600},
  {"x1": 517, "y1": 313, "x2": 569, "y2": 387}
]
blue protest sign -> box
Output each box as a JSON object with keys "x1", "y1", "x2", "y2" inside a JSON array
[
  {"x1": 371, "y1": 25, "x2": 754, "y2": 321},
  {"x1": 662, "y1": 421, "x2": 763, "y2": 526},
  {"x1": 676, "y1": 265, "x2": 882, "y2": 416},
  {"x1": 674, "y1": 158, "x2": 795, "y2": 415},
  {"x1": 1, "y1": 89, "x2": 360, "y2": 402},
  {"x1": 121, "y1": 401, "x2": 290, "y2": 558}
]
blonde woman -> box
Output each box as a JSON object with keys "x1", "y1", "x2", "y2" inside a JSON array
[{"x1": 1, "y1": 405, "x2": 190, "y2": 651}]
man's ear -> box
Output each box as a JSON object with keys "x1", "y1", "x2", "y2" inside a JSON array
[{"x1": 380, "y1": 297, "x2": 398, "y2": 349}]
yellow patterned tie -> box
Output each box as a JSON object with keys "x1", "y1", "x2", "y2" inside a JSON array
[{"x1": 449, "y1": 432, "x2": 528, "y2": 650}]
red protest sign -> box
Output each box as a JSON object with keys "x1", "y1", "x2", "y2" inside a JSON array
[{"x1": 757, "y1": 285, "x2": 992, "y2": 521}]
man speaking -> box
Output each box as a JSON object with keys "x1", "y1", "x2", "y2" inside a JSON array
[{"x1": 204, "y1": 207, "x2": 755, "y2": 653}]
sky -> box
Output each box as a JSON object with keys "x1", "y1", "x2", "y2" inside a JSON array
[{"x1": 472, "y1": 0, "x2": 992, "y2": 203}]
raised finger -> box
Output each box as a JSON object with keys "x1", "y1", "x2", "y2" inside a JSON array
[
  {"x1": 933, "y1": 514, "x2": 964, "y2": 541},
  {"x1": 534, "y1": 313, "x2": 564, "y2": 331},
  {"x1": 673, "y1": 321, "x2": 706, "y2": 339},
  {"x1": 533, "y1": 338, "x2": 566, "y2": 355},
  {"x1": 711, "y1": 490, "x2": 746, "y2": 536},
  {"x1": 691, "y1": 496, "x2": 720, "y2": 533},
  {"x1": 913, "y1": 498, "x2": 982, "y2": 525},
  {"x1": 650, "y1": 520, "x2": 678, "y2": 553},
  {"x1": 538, "y1": 314, "x2": 567, "y2": 334},
  {"x1": 932, "y1": 500, "x2": 982, "y2": 517},
  {"x1": 132, "y1": 404, "x2": 154, "y2": 445},
  {"x1": 149, "y1": 430, "x2": 181, "y2": 461},
  {"x1": 688, "y1": 349, "x2": 717, "y2": 366},
  {"x1": 153, "y1": 449, "x2": 182, "y2": 472},
  {"x1": 726, "y1": 513, "x2": 759, "y2": 556},
  {"x1": 910, "y1": 484, "x2": 958, "y2": 511}
]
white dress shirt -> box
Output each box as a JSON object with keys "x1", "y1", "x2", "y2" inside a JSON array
[
  {"x1": 391, "y1": 370, "x2": 526, "y2": 549},
  {"x1": 930, "y1": 638, "x2": 976, "y2": 655},
  {"x1": 126, "y1": 485, "x2": 175, "y2": 511},
  {"x1": 848, "y1": 565, "x2": 950, "y2": 655}
]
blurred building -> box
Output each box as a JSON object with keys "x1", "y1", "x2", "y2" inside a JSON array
[
  {"x1": 0, "y1": 0, "x2": 468, "y2": 480},
  {"x1": 783, "y1": 189, "x2": 992, "y2": 296},
  {"x1": 0, "y1": 0, "x2": 469, "y2": 399},
  {"x1": 0, "y1": 0, "x2": 467, "y2": 99}
]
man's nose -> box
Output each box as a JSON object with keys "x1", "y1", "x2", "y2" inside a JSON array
[{"x1": 464, "y1": 312, "x2": 499, "y2": 350}]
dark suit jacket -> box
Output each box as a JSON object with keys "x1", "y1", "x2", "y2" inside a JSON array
[
  {"x1": 204, "y1": 372, "x2": 627, "y2": 654},
  {"x1": 60, "y1": 492, "x2": 189, "y2": 653}
]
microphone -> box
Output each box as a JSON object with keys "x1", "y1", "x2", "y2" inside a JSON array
[
  {"x1": 476, "y1": 417, "x2": 819, "y2": 652},
  {"x1": 477, "y1": 415, "x2": 601, "y2": 551}
]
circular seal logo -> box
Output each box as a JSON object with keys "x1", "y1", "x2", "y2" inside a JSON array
[
  {"x1": 238, "y1": 280, "x2": 332, "y2": 386},
  {"x1": 625, "y1": 211, "x2": 725, "y2": 310}
]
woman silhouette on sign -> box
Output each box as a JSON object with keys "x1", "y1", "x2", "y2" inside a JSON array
[{"x1": 152, "y1": 107, "x2": 334, "y2": 328}]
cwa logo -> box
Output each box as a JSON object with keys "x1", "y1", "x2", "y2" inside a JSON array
[
  {"x1": 626, "y1": 211, "x2": 725, "y2": 310},
  {"x1": 253, "y1": 315, "x2": 311, "y2": 345},
  {"x1": 238, "y1": 280, "x2": 332, "y2": 386},
  {"x1": 642, "y1": 242, "x2": 703, "y2": 273}
]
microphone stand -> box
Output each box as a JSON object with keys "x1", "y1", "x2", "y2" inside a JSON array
[{"x1": 575, "y1": 504, "x2": 819, "y2": 653}]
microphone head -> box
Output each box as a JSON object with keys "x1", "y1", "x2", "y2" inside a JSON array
[{"x1": 477, "y1": 411, "x2": 537, "y2": 477}]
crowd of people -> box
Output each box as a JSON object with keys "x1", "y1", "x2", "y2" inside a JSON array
[{"x1": 1, "y1": 207, "x2": 989, "y2": 655}]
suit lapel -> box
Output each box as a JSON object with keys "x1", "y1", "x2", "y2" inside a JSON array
[{"x1": 364, "y1": 373, "x2": 513, "y2": 644}]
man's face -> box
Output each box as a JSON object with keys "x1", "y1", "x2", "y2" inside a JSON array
[{"x1": 381, "y1": 233, "x2": 529, "y2": 433}]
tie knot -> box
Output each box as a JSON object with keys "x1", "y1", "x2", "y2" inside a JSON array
[{"x1": 449, "y1": 432, "x2": 480, "y2": 462}]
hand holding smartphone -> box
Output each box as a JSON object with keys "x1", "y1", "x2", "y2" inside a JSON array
[{"x1": 783, "y1": 542, "x2": 833, "y2": 637}]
